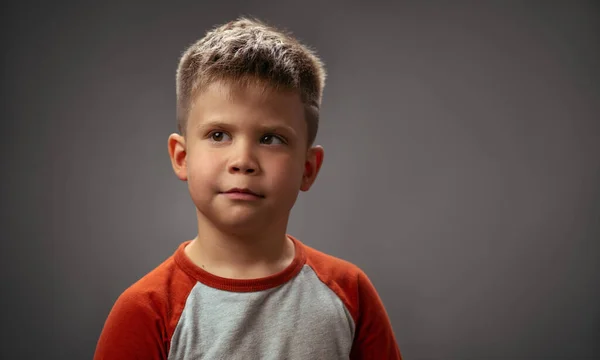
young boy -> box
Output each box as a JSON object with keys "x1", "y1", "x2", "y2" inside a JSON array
[{"x1": 94, "y1": 17, "x2": 402, "y2": 360}]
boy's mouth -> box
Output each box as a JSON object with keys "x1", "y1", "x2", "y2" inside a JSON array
[{"x1": 221, "y1": 187, "x2": 265, "y2": 199}]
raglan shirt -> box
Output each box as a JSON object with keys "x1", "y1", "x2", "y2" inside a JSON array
[{"x1": 94, "y1": 236, "x2": 402, "y2": 359}]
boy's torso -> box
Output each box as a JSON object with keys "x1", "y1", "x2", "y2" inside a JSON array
[
  {"x1": 130, "y1": 236, "x2": 362, "y2": 360},
  {"x1": 169, "y1": 265, "x2": 355, "y2": 359}
]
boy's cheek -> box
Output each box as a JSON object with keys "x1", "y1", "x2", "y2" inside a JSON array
[
  {"x1": 272, "y1": 167, "x2": 305, "y2": 194},
  {"x1": 188, "y1": 152, "x2": 220, "y2": 171}
]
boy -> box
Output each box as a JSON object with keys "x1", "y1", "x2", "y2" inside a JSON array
[{"x1": 94, "y1": 17, "x2": 402, "y2": 359}]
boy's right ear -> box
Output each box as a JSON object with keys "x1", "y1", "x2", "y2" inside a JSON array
[{"x1": 168, "y1": 133, "x2": 188, "y2": 181}]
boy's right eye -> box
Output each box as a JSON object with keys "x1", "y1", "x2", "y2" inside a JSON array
[{"x1": 209, "y1": 131, "x2": 231, "y2": 142}]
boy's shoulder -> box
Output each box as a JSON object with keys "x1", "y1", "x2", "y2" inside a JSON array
[
  {"x1": 298, "y1": 237, "x2": 366, "y2": 283},
  {"x1": 115, "y1": 243, "x2": 196, "y2": 307},
  {"x1": 297, "y1": 237, "x2": 376, "y2": 316}
]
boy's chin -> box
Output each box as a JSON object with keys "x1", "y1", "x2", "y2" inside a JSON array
[{"x1": 209, "y1": 209, "x2": 273, "y2": 234}]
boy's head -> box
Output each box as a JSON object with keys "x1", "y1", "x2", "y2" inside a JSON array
[
  {"x1": 175, "y1": 17, "x2": 326, "y2": 146},
  {"x1": 168, "y1": 18, "x2": 326, "y2": 235}
]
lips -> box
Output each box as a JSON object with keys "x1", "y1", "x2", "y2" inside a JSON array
[{"x1": 222, "y1": 188, "x2": 264, "y2": 198}]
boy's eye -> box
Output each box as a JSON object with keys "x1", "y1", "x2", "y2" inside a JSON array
[
  {"x1": 209, "y1": 131, "x2": 230, "y2": 142},
  {"x1": 260, "y1": 134, "x2": 285, "y2": 145}
]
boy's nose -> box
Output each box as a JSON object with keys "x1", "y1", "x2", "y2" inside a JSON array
[
  {"x1": 230, "y1": 164, "x2": 256, "y2": 174},
  {"x1": 228, "y1": 146, "x2": 260, "y2": 175}
]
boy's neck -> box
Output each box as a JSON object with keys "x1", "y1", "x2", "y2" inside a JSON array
[{"x1": 184, "y1": 216, "x2": 296, "y2": 280}]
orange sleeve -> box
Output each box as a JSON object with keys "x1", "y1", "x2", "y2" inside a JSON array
[
  {"x1": 350, "y1": 271, "x2": 402, "y2": 360},
  {"x1": 93, "y1": 289, "x2": 168, "y2": 360}
]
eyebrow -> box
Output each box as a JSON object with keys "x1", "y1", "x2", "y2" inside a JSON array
[{"x1": 195, "y1": 121, "x2": 230, "y2": 131}]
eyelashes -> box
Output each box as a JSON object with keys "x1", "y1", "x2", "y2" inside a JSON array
[
  {"x1": 206, "y1": 130, "x2": 287, "y2": 145},
  {"x1": 208, "y1": 131, "x2": 231, "y2": 142},
  {"x1": 260, "y1": 134, "x2": 286, "y2": 145}
]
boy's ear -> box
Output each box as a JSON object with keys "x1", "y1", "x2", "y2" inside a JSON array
[
  {"x1": 168, "y1": 133, "x2": 188, "y2": 181},
  {"x1": 300, "y1": 145, "x2": 324, "y2": 192}
]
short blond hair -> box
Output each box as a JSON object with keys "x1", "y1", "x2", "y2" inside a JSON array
[{"x1": 176, "y1": 17, "x2": 326, "y2": 145}]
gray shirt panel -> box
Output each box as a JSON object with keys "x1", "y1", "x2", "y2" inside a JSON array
[{"x1": 168, "y1": 265, "x2": 355, "y2": 360}]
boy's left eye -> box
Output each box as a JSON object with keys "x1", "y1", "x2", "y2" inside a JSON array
[{"x1": 260, "y1": 134, "x2": 285, "y2": 145}]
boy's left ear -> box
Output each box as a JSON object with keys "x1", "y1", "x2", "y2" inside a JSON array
[{"x1": 300, "y1": 145, "x2": 324, "y2": 192}]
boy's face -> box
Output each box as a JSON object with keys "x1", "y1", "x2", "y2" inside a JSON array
[{"x1": 168, "y1": 80, "x2": 324, "y2": 234}]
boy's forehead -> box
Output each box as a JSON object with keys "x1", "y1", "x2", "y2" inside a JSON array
[{"x1": 189, "y1": 80, "x2": 307, "y2": 129}]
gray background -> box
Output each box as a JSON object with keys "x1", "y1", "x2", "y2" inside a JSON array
[{"x1": 2, "y1": 1, "x2": 599, "y2": 359}]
